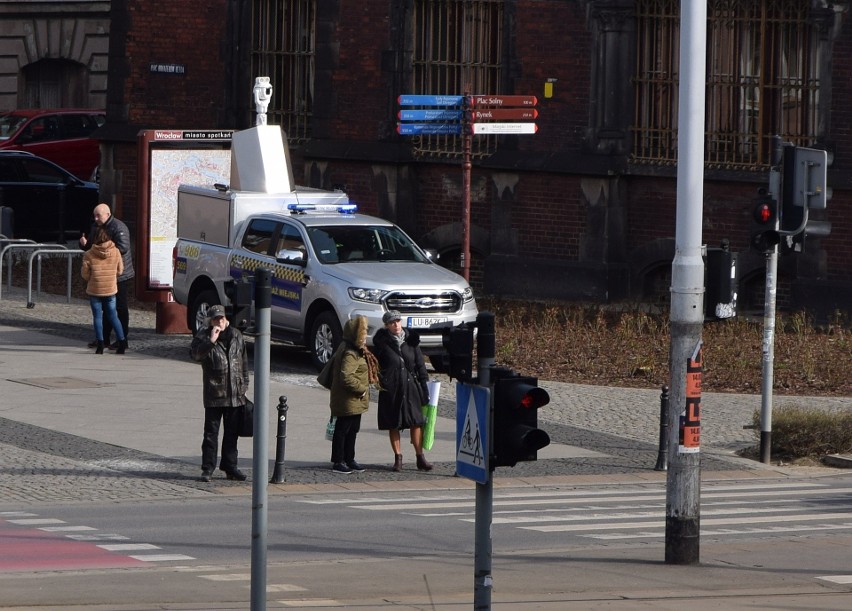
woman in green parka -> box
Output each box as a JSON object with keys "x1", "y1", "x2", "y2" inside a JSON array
[{"x1": 328, "y1": 315, "x2": 380, "y2": 474}]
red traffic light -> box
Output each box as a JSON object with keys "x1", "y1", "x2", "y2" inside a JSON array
[
  {"x1": 492, "y1": 371, "x2": 550, "y2": 467},
  {"x1": 752, "y1": 200, "x2": 776, "y2": 224},
  {"x1": 519, "y1": 387, "x2": 549, "y2": 410}
]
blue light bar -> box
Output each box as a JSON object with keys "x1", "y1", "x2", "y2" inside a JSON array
[{"x1": 287, "y1": 203, "x2": 358, "y2": 214}]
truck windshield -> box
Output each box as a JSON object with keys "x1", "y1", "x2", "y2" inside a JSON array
[{"x1": 307, "y1": 225, "x2": 429, "y2": 264}]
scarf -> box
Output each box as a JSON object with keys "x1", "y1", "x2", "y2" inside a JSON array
[{"x1": 362, "y1": 345, "x2": 381, "y2": 387}]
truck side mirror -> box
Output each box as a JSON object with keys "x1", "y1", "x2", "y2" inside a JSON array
[{"x1": 276, "y1": 248, "x2": 306, "y2": 266}]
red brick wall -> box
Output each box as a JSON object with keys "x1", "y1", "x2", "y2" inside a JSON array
[{"x1": 123, "y1": 0, "x2": 228, "y2": 128}]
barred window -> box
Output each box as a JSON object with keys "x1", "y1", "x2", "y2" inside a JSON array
[
  {"x1": 412, "y1": 0, "x2": 504, "y2": 159},
  {"x1": 633, "y1": 0, "x2": 820, "y2": 170},
  {"x1": 250, "y1": 0, "x2": 316, "y2": 144}
]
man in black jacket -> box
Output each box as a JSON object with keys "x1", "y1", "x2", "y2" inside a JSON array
[
  {"x1": 190, "y1": 304, "x2": 250, "y2": 482},
  {"x1": 80, "y1": 203, "x2": 134, "y2": 349}
]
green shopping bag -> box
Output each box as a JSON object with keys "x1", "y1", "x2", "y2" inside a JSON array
[
  {"x1": 420, "y1": 381, "x2": 441, "y2": 451},
  {"x1": 421, "y1": 404, "x2": 437, "y2": 451}
]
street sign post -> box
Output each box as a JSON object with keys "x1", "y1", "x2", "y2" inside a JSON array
[
  {"x1": 396, "y1": 92, "x2": 539, "y2": 282},
  {"x1": 456, "y1": 382, "x2": 490, "y2": 484}
]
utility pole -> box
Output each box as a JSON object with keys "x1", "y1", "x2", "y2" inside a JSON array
[{"x1": 665, "y1": 0, "x2": 706, "y2": 566}]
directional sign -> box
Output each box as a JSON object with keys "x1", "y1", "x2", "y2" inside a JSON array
[
  {"x1": 470, "y1": 95, "x2": 537, "y2": 107},
  {"x1": 398, "y1": 94, "x2": 464, "y2": 106},
  {"x1": 472, "y1": 123, "x2": 538, "y2": 135},
  {"x1": 456, "y1": 383, "x2": 490, "y2": 484},
  {"x1": 470, "y1": 108, "x2": 538, "y2": 121},
  {"x1": 397, "y1": 123, "x2": 463, "y2": 136},
  {"x1": 398, "y1": 109, "x2": 464, "y2": 121}
]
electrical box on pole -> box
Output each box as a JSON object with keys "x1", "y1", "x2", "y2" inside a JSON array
[{"x1": 780, "y1": 145, "x2": 832, "y2": 252}]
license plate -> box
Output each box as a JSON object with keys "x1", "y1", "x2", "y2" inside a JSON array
[{"x1": 407, "y1": 316, "x2": 448, "y2": 328}]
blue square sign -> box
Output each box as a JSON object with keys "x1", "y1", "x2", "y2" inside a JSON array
[{"x1": 456, "y1": 383, "x2": 490, "y2": 484}]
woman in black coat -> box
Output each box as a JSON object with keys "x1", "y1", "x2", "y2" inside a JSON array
[{"x1": 372, "y1": 310, "x2": 433, "y2": 472}]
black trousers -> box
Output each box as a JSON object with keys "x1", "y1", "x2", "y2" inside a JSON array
[
  {"x1": 331, "y1": 414, "x2": 361, "y2": 464},
  {"x1": 103, "y1": 279, "x2": 130, "y2": 344},
  {"x1": 202, "y1": 405, "x2": 241, "y2": 473}
]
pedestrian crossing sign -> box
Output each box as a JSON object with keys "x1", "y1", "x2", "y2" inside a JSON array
[{"x1": 456, "y1": 382, "x2": 489, "y2": 483}]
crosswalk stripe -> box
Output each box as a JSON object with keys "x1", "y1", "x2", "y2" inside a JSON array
[
  {"x1": 350, "y1": 487, "x2": 852, "y2": 512},
  {"x1": 485, "y1": 504, "x2": 833, "y2": 525},
  {"x1": 98, "y1": 543, "x2": 160, "y2": 551},
  {"x1": 522, "y1": 512, "x2": 852, "y2": 532},
  {"x1": 586, "y1": 523, "x2": 852, "y2": 539},
  {"x1": 299, "y1": 482, "x2": 828, "y2": 505},
  {"x1": 817, "y1": 575, "x2": 852, "y2": 584},
  {"x1": 129, "y1": 554, "x2": 195, "y2": 562}
]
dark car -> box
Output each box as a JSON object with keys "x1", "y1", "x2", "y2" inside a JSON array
[
  {"x1": 0, "y1": 109, "x2": 105, "y2": 180},
  {"x1": 0, "y1": 151, "x2": 99, "y2": 243}
]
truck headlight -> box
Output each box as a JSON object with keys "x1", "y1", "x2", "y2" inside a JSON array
[
  {"x1": 462, "y1": 286, "x2": 474, "y2": 302},
  {"x1": 349, "y1": 287, "x2": 389, "y2": 303}
]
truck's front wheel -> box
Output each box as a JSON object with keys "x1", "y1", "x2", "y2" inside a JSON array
[
  {"x1": 190, "y1": 290, "x2": 220, "y2": 335},
  {"x1": 310, "y1": 311, "x2": 342, "y2": 371}
]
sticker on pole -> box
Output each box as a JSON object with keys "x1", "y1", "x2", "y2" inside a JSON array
[
  {"x1": 456, "y1": 383, "x2": 489, "y2": 484},
  {"x1": 678, "y1": 342, "x2": 703, "y2": 454}
]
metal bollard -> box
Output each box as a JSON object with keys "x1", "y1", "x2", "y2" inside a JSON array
[
  {"x1": 270, "y1": 395, "x2": 289, "y2": 484},
  {"x1": 653, "y1": 385, "x2": 669, "y2": 471}
]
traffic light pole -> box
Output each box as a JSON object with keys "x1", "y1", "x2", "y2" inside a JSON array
[
  {"x1": 250, "y1": 268, "x2": 271, "y2": 611},
  {"x1": 473, "y1": 312, "x2": 495, "y2": 610},
  {"x1": 759, "y1": 248, "x2": 778, "y2": 464}
]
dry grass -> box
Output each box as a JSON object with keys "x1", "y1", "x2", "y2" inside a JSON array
[
  {"x1": 749, "y1": 407, "x2": 852, "y2": 459},
  {"x1": 480, "y1": 297, "x2": 852, "y2": 397}
]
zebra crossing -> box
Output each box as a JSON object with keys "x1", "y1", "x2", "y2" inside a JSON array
[{"x1": 298, "y1": 478, "x2": 852, "y2": 542}]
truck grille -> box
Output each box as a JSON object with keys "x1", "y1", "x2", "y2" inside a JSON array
[{"x1": 386, "y1": 292, "x2": 462, "y2": 314}]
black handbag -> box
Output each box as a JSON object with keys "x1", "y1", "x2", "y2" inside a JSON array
[{"x1": 238, "y1": 399, "x2": 254, "y2": 437}]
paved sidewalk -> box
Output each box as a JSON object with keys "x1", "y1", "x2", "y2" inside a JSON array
[{"x1": 1, "y1": 286, "x2": 849, "y2": 506}]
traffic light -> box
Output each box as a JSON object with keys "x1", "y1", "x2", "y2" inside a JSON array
[
  {"x1": 491, "y1": 368, "x2": 550, "y2": 468},
  {"x1": 223, "y1": 276, "x2": 253, "y2": 330},
  {"x1": 441, "y1": 323, "x2": 474, "y2": 382},
  {"x1": 750, "y1": 191, "x2": 780, "y2": 252}
]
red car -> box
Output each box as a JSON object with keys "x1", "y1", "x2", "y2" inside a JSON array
[{"x1": 0, "y1": 109, "x2": 105, "y2": 180}]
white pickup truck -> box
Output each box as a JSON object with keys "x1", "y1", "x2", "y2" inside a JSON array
[{"x1": 171, "y1": 184, "x2": 478, "y2": 369}]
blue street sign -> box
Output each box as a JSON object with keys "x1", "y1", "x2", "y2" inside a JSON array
[
  {"x1": 456, "y1": 383, "x2": 490, "y2": 484},
  {"x1": 397, "y1": 123, "x2": 462, "y2": 136},
  {"x1": 398, "y1": 94, "x2": 465, "y2": 106},
  {"x1": 398, "y1": 109, "x2": 464, "y2": 121}
]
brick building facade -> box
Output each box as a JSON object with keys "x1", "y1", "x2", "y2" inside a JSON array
[{"x1": 88, "y1": 1, "x2": 851, "y2": 318}]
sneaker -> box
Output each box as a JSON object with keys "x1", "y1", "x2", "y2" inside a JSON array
[
  {"x1": 332, "y1": 462, "x2": 352, "y2": 474},
  {"x1": 200, "y1": 470, "x2": 212, "y2": 482},
  {"x1": 347, "y1": 461, "x2": 366, "y2": 473},
  {"x1": 225, "y1": 469, "x2": 247, "y2": 481}
]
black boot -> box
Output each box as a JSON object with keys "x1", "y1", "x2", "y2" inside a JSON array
[
  {"x1": 115, "y1": 340, "x2": 127, "y2": 355},
  {"x1": 416, "y1": 454, "x2": 433, "y2": 471},
  {"x1": 95, "y1": 341, "x2": 104, "y2": 355}
]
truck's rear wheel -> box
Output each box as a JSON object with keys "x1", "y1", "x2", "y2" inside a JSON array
[
  {"x1": 190, "y1": 290, "x2": 220, "y2": 335},
  {"x1": 310, "y1": 311, "x2": 342, "y2": 371}
]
